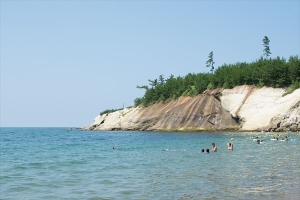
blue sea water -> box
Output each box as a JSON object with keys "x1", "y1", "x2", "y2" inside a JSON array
[{"x1": 1, "y1": 127, "x2": 300, "y2": 200}]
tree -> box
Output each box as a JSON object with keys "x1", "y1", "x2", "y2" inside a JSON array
[
  {"x1": 148, "y1": 79, "x2": 158, "y2": 88},
  {"x1": 262, "y1": 36, "x2": 271, "y2": 58},
  {"x1": 158, "y1": 74, "x2": 165, "y2": 85},
  {"x1": 134, "y1": 97, "x2": 143, "y2": 106},
  {"x1": 136, "y1": 85, "x2": 149, "y2": 90},
  {"x1": 206, "y1": 51, "x2": 215, "y2": 73}
]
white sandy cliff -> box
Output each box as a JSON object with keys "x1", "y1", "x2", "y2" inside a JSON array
[{"x1": 82, "y1": 85, "x2": 300, "y2": 132}]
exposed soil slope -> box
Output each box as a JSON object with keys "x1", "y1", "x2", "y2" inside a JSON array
[{"x1": 82, "y1": 86, "x2": 300, "y2": 132}]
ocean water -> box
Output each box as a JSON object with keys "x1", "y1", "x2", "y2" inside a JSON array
[{"x1": 1, "y1": 128, "x2": 300, "y2": 200}]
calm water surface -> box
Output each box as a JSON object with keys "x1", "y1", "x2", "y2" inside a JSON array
[{"x1": 1, "y1": 128, "x2": 299, "y2": 200}]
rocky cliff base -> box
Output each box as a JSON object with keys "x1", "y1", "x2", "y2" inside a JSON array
[{"x1": 81, "y1": 86, "x2": 300, "y2": 132}]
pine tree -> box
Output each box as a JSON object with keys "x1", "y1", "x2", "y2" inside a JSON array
[
  {"x1": 206, "y1": 51, "x2": 215, "y2": 73},
  {"x1": 262, "y1": 36, "x2": 271, "y2": 58},
  {"x1": 148, "y1": 79, "x2": 158, "y2": 88},
  {"x1": 158, "y1": 74, "x2": 165, "y2": 85}
]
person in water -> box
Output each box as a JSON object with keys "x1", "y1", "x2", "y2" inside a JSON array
[
  {"x1": 284, "y1": 136, "x2": 289, "y2": 141},
  {"x1": 206, "y1": 148, "x2": 210, "y2": 153},
  {"x1": 257, "y1": 139, "x2": 261, "y2": 144},
  {"x1": 201, "y1": 149, "x2": 205, "y2": 153},
  {"x1": 212, "y1": 143, "x2": 217, "y2": 152},
  {"x1": 273, "y1": 137, "x2": 279, "y2": 140},
  {"x1": 227, "y1": 143, "x2": 233, "y2": 150}
]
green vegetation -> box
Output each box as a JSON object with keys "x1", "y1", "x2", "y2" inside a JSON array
[
  {"x1": 283, "y1": 81, "x2": 300, "y2": 96},
  {"x1": 100, "y1": 108, "x2": 123, "y2": 116},
  {"x1": 262, "y1": 36, "x2": 271, "y2": 58},
  {"x1": 206, "y1": 51, "x2": 215, "y2": 74},
  {"x1": 136, "y1": 55, "x2": 300, "y2": 106}
]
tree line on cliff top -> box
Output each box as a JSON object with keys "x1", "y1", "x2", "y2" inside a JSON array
[
  {"x1": 133, "y1": 36, "x2": 299, "y2": 107},
  {"x1": 100, "y1": 37, "x2": 299, "y2": 115},
  {"x1": 134, "y1": 55, "x2": 300, "y2": 107}
]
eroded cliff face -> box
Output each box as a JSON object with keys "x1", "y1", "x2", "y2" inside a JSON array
[
  {"x1": 221, "y1": 86, "x2": 300, "y2": 131},
  {"x1": 82, "y1": 86, "x2": 300, "y2": 132}
]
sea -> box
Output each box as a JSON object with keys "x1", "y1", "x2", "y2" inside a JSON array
[{"x1": 1, "y1": 127, "x2": 300, "y2": 200}]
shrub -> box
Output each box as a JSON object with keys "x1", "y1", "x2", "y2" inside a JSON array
[{"x1": 100, "y1": 108, "x2": 122, "y2": 116}]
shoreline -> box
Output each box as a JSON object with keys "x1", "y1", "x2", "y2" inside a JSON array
[
  {"x1": 81, "y1": 86, "x2": 300, "y2": 133},
  {"x1": 77, "y1": 127, "x2": 299, "y2": 134}
]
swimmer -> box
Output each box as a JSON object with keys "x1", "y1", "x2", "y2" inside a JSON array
[
  {"x1": 212, "y1": 143, "x2": 217, "y2": 152},
  {"x1": 257, "y1": 139, "x2": 260, "y2": 144},
  {"x1": 113, "y1": 146, "x2": 116, "y2": 149},
  {"x1": 201, "y1": 149, "x2": 205, "y2": 153},
  {"x1": 227, "y1": 143, "x2": 233, "y2": 150},
  {"x1": 284, "y1": 136, "x2": 289, "y2": 141},
  {"x1": 162, "y1": 148, "x2": 168, "y2": 151},
  {"x1": 206, "y1": 148, "x2": 210, "y2": 153}
]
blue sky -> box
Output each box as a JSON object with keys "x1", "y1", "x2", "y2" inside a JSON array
[{"x1": 1, "y1": 0, "x2": 299, "y2": 127}]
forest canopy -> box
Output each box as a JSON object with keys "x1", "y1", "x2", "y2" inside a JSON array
[{"x1": 135, "y1": 56, "x2": 300, "y2": 107}]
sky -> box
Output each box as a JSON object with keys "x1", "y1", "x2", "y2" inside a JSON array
[{"x1": 1, "y1": 0, "x2": 299, "y2": 127}]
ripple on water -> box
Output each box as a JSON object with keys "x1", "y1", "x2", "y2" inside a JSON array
[{"x1": 1, "y1": 128, "x2": 300, "y2": 199}]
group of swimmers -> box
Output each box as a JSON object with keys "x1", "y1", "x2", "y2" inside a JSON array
[
  {"x1": 270, "y1": 136, "x2": 289, "y2": 141},
  {"x1": 200, "y1": 142, "x2": 233, "y2": 153},
  {"x1": 254, "y1": 135, "x2": 290, "y2": 144}
]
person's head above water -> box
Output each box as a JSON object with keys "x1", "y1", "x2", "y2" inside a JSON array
[
  {"x1": 206, "y1": 148, "x2": 210, "y2": 153},
  {"x1": 201, "y1": 149, "x2": 205, "y2": 153}
]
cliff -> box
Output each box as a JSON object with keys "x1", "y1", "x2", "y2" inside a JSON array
[{"x1": 82, "y1": 85, "x2": 300, "y2": 132}]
